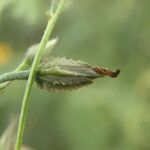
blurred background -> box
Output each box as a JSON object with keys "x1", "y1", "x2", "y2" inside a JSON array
[{"x1": 0, "y1": 0, "x2": 150, "y2": 150}]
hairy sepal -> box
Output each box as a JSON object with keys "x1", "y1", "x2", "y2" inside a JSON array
[
  {"x1": 25, "y1": 38, "x2": 58, "y2": 65},
  {"x1": 36, "y1": 57, "x2": 102, "y2": 91}
]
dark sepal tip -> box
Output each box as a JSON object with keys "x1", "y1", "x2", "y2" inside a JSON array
[
  {"x1": 111, "y1": 69, "x2": 120, "y2": 78},
  {"x1": 93, "y1": 67, "x2": 120, "y2": 78}
]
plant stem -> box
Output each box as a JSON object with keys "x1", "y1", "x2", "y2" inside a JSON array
[
  {"x1": 0, "y1": 59, "x2": 29, "y2": 91},
  {"x1": 15, "y1": 0, "x2": 67, "y2": 150},
  {"x1": 16, "y1": 59, "x2": 30, "y2": 71},
  {"x1": 0, "y1": 71, "x2": 29, "y2": 84}
]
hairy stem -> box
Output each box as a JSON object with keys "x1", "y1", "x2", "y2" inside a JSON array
[
  {"x1": 15, "y1": 0, "x2": 67, "y2": 150},
  {"x1": 0, "y1": 59, "x2": 29, "y2": 91},
  {"x1": 0, "y1": 71, "x2": 29, "y2": 84}
]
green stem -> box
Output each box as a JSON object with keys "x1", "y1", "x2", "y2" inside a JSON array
[
  {"x1": 0, "y1": 71, "x2": 29, "y2": 84},
  {"x1": 15, "y1": 0, "x2": 67, "y2": 150},
  {"x1": 0, "y1": 59, "x2": 29, "y2": 91},
  {"x1": 16, "y1": 59, "x2": 30, "y2": 71}
]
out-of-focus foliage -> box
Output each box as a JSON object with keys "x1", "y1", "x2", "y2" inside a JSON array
[
  {"x1": 0, "y1": 119, "x2": 33, "y2": 150},
  {"x1": 0, "y1": 0, "x2": 150, "y2": 150},
  {"x1": 0, "y1": 43, "x2": 12, "y2": 64},
  {"x1": 0, "y1": 119, "x2": 16, "y2": 150}
]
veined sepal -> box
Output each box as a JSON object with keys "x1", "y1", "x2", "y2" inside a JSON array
[{"x1": 35, "y1": 57, "x2": 120, "y2": 91}]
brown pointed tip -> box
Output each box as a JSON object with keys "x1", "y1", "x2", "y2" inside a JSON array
[
  {"x1": 93, "y1": 67, "x2": 120, "y2": 78},
  {"x1": 111, "y1": 69, "x2": 120, "y2": 78}
]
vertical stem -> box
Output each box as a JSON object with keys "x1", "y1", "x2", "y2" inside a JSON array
[{"x1": 15, "y1": 0, "x2": 67, "y2": 150}]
